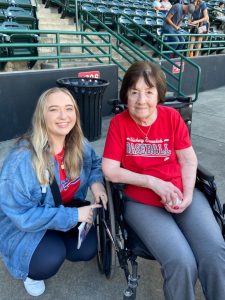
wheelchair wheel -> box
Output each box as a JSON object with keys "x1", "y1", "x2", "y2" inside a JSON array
[{"x1": 96, "y1": 180, "x2": 116, "y2": 279}]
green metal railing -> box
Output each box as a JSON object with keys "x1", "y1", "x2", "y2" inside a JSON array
[
  {"x1": 80, "y1": 10, "x2": 201, "y2": 102},
  {"x1": 161, "y1": 32, "x2": 225, "y2": 56},
  {"x1": 0, "y1": 29, "x2": 112, "y2": 68}
]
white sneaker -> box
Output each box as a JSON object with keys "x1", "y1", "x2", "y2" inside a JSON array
[{"x1": 23, "y1": 277, "x2": 45, "y2": 297}]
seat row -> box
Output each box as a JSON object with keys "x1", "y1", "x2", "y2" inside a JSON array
[
  {"x1": 0, "y1": 20, "x2": 39, "y2": 70},
  {"x1": 0, "y1": 0, "x2": 39, "y2": 69},
  {"x1": 43, "y1": 0, "x2": 156, "y2": 19},
  {"x1": 81, "y1": 4, "x2": 166, "y2": 19},
  {"x1": 0, "y1": 6, "x2": 37, "y2": 29},
  {"x1": 0, "y1": 0, "x2": 33, "y2": 10}
]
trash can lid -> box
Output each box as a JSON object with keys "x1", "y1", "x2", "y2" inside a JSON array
[{"x1": 56, "y1": 77, "x2": 109, "y2": 87}]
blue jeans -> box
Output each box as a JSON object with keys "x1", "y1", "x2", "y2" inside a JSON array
[
  {"x1": 28, "y1": 227, "x2": 97, "y2": 280},
  {"x1": 163, "y1": 28, "x2": 186, "y2": 56},
  {"x1": 124, "y1": 189, "x2": 225, "y2": 300}
]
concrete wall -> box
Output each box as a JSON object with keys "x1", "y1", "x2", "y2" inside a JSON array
[
  {"x1": 162, "y1": 54, "x2": 225, "y2": 96},
  {"x1": 0, "y1": 64, "x2": 118, "y2": 142}
]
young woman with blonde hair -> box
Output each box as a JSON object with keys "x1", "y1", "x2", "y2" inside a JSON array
[{"x1": 0, "y1": 87, "x2": 107, "y2": 297}]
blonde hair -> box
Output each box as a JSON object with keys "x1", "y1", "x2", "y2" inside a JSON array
[{"x1": 29, "y1": 87, "x2": 84, "y2": 185}]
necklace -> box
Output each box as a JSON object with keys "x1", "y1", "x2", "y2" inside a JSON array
[{"x1": 135, "y1": 122, "x2": 151, "y2": 139}]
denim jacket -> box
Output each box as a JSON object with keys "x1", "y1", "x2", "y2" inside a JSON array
[{"x1": 0, "y1": 139, "x2": 103, "y2": 280}]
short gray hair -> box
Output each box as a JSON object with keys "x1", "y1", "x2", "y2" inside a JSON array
[{"x1": 188, "y1": 4, "x2": 195, "y2": 14}]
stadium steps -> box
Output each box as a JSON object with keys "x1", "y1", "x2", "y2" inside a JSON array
[
  {"x1": 36, "y1": 0, "x2": 110, "y2": 67},
  {"x1": 36, "y1": 0, "x2": 77, "y2": 57}
]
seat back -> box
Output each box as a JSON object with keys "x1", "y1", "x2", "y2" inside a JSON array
[{"x1": 4, "y1": 6, "x2": 36, "y2": 28}]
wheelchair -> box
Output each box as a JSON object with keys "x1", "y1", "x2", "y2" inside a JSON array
[{"x1": 95, "y1": 96, "x2": 225, "y2": 299}]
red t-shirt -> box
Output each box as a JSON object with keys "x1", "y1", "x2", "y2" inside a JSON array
[
  {"x1": 103, "y1": 106, "x2": 192, "y2": 207},
  {"x1": 54, "y1": 149, "x2": 80, "y2": 204}
]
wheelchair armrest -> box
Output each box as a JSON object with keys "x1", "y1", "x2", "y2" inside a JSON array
[
  {"x1": 165, "y1": 96, "x2": 192, "y2": 103},
  {"x1": 197, "y1": 164, "x2": 215, "y2": 182},
  {"x1": 112, "y1": 183, "x2": 125, "y2": 191}
]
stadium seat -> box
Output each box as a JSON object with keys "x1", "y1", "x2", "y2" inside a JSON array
[
  {"x1": 4, "y1": 6, "x2": 36, "y2": 29},
  {"x1": 45, "y1": 0, "x2": 64, "y2": 12},
  {"x1": 144, "y1": 16, "x2": 156, "y2": 30},
  {"x1": 8, "y1": 0, "x2": 32, "y2": 10},
  {"x1": 0, "y1": 21, "x2": 39, "y2": 63},
  {"x1": 156, "y1": 17, "x2": 164, "y2": 27},
  {"x1": 132, "y1": 15, "x2": 149, "y2": 40},
  {"x1": 118, "y1": 15, "x2": 134, "y2": 40},
  {"x1": 0, "y1": 0, "x2": 9, "y2": 9},
  {"x1": 0, "y1": 8, "x2": 6, "y2": 24},
  {"x1": 120, "y1": 1, "x2": 132, "y2": 7},
  {"x1": 156, "y1": 11, "x2": 166, "y2": 19},
  {"x1": 60, "y1": 0, "x2": 77, "y2": 18},
  {"x1": 89, "y1": 0, "x2": 102, "y2": 5},
  {"x1": 110, "y1": 6, "x2": 123, "y2": 15},
  {"x1": 96, "y1": 5, "x2": 114, "y2": 28},
  {"x1": 0, "y1": 32, "x2": 9, "y2": 65},
  {"x1": 80, "y1": 3, "x2": 100, "y2": 29},
  {"x1": 122, "y1": 7, "x2": 135, "y2": 16},
  {"x1": 146, "y1": 9, "x2": 156, "y2": 18},
  {"x1": 135, "y1": 8, "x2": 146, "y2": 16},
  {"x1": 111, "y1": 0, "x2": 122, "y2": 7}
]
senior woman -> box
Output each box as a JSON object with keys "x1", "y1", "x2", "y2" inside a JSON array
[
  {"x1": 102, "y1": 61, "x2": 225, "y2": 300},
  {"x1": 0, "y1": 87, "x2": 107, "y2": 297}
]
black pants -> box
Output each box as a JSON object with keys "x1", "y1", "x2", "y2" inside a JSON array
[{"x1": 28, "y1": 227, "x2": 97, "y2": 280}]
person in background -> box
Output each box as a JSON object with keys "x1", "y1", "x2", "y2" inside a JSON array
[
  {"x1": 153, "y1": 0, "x2": 169, "y2": 13},
  {"x1": 102, "y1": 61, "x2": 225, "y2": 300},
  {"x1": 188, "y1": 0, "x2": 209, "y2": 57},
  {"x1": 161, "y1": 0, "x2": 172, "y2": 13},
  {"x1": 162, "y1": 3, "x2": 195, "y2": 58},
  {"x1": 212, "y1": 1, "x2": 224, "y2": 17},
  {"x1": 212, "y1": 1, "x2": 225, "y2": 30},
  {"x1": 0, "y1": 87, "x2": 107, "y2": 297}
]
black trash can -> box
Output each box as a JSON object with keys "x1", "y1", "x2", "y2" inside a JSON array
[{"x1": 56, "y1": 77, "x2": 109, "y2": 142}]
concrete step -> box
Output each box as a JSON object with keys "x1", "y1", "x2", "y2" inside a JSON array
[
  {"x1": 40, "y1": 17, "x2": 72, "y2": 25},
  {"x1": 36, "y1": 0, "x2": 75, "y2": 31},
  {"x1": 38, "y1": 23, "x2": 75, "y2": 30}
]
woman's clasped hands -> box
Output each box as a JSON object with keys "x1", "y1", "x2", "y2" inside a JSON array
[{"x1": 148, "y1": 176, "x2": 192, "y2": 213}]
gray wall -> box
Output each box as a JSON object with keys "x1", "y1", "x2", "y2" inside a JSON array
[
  {"x1": 162, "y1": 54, "x2": 225, "y2": 96},
  {"x1": 0, "y1": 64, "x2": 118, "y2": 142}
]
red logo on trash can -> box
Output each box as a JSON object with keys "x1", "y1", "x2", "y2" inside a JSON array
[{"x1": 78, "y1": 71, "x2": 100, "y2": 78}]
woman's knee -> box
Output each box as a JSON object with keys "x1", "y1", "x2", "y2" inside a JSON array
[
  {"x1": 39, "y1": 251, "x2": 66, "y2": 279},
  {"x1": 66, "y1": 227, "x2": 97, "y2": 262},
  {"x1": 163, "y1": 251, "x2": 198, "y2": 280},
  {"x1": 28, "y1": 231, "x2": 66, "y2": 280},
  {"x1": 198, "y1": 242, "x2": 225, "y2": 270}
]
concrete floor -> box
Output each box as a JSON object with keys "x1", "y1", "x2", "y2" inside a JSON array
[{"x1": 0, "y1": 86, "x2": 225, "y2": 300}]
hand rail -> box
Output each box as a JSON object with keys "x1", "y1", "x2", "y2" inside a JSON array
[
  {"x1": 0, "y1": 29, "x2": 112, "y2": 69},
  {"x1": 80, "y1": 10, "x2": 201, "y2": 102}
]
